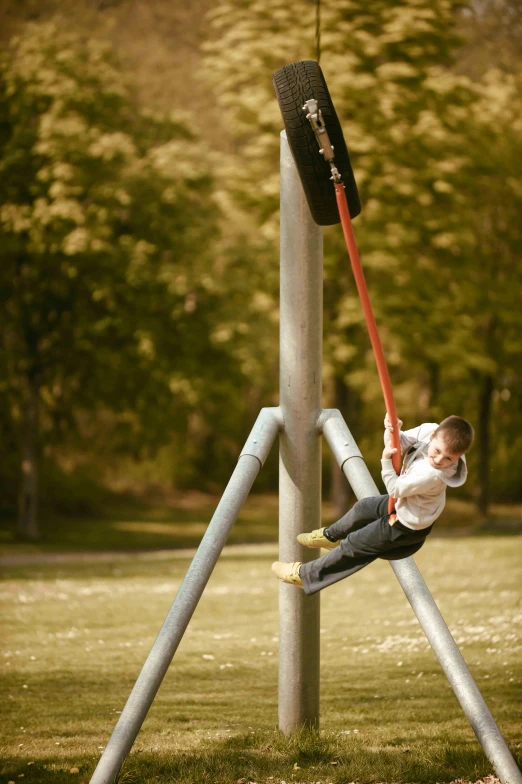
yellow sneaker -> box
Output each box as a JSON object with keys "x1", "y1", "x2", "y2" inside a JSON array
[
  {"x1": 271, "y1": 561, "x2": 303, "y2": 588},
  {"x1": 297, "y1": 527, "x2": 339, "y2": 549}
]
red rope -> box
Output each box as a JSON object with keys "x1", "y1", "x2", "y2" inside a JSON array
[{"x1": 334, "y1": 182, "x2": 400, "y2": 514}]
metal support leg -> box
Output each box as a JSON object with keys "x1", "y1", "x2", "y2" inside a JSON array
[
  {"x1": 90, "y1": 407, "x2": 281, "y2": 784},
  {"x1": 320, "y1": 408, "x2": 522, "y2": 784},
  {"x1": 278, "y1": 131, "x2": 323, "y2": 732}
]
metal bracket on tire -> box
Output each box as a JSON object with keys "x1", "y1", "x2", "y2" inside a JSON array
[{"x1": 302, "y1": 98, "x2": 342, "y2": 183}]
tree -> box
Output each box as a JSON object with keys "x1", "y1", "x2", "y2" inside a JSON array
[
  {"x1": 201, "y1": 0, "x2": 522, "y2": 514},
  {"x1": 0, "y1": 22, "x2": 231, "y2": 538},
  {"x1": 456, "y1": 0, "x2": 522, "y2": 78}
]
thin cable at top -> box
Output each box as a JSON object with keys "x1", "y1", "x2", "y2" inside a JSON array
[{"x1": 315, "y1": 0, "x2": 321, "y2": 64}]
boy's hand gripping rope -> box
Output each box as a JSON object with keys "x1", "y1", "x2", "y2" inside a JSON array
[{"x1": 303, "y1": 99, "x2": 401, "y2": 516}]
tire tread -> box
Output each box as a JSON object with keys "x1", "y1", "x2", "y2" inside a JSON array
[{"x1": 273, "y1": 61, "x2": 361, "y2": 226}]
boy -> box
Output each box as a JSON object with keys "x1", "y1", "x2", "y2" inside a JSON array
[{"x1": 272, "y1": 414, "x2": 474, "y2": 594}]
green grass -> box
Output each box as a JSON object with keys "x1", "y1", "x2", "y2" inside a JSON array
[
  {"x1": 1, "y1": 537, "x2": 521, "y2": 783},
  {"x1": 0, "y1": 492, "x2": 520, "y2": 555},
  {"x1": 0, "y1": 492, "x2": 281, "y2": 555}
]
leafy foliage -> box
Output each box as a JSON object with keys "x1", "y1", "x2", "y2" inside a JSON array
[
  {"x1": 1, "y1": 2, "x2": 521, "y2": 525},
  {"x1": 202, "y1": 0, "x2": 522, "y2": 500},
  {"x1": 0, "y1": 22, "x2": 240, "y2": 526}
]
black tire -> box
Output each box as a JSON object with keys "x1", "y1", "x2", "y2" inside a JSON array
[{"x1": 273, "y1": 60, "x2": 361, "y2": 226}]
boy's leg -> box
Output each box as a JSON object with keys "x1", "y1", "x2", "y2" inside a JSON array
[
  {"x1": 297, "y1": 494, "x2": 389, "y2": 550},
  {"x1": 300, "y1": 516, "x2": 429, "y2": 595},
  {"x1": 326, "y1": 494, "x2": 389, "y2": 541},
  {"x1": 300, "y1": 546, "x2": 376, "y2": 593}
]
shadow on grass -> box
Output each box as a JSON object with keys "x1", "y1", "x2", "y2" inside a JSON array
[
  {"x1": 1, "y1": 729, "x2": 506, "y2": 784},
  {"x1": 106, "y1": 730, "x2": 499, "y2": 784}
]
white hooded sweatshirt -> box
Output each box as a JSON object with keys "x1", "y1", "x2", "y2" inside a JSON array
[{"x1": 381, "y1": 422, "x2": 468, "y2": 530}]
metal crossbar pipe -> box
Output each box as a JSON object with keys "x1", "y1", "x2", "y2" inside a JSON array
[
  {"x1": 321, "y1": 408, "x2": 522, "y2": 784},
  {"x1": 278, "y1": 131, "x2": 322, "y2": 733},
  {"x1": 90, "y1": 407, "x2": 281, "y2": 784}
]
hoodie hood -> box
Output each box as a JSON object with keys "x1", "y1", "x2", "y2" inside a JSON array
[{"x1": 438, "y1": 454, "x2": 467, "y2": 487}]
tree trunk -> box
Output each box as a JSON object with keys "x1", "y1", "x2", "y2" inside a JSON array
[
  {"x1": 428, "y1": 360, "x2": 440, "y2": 415},
  {"x1": 476, "y1": 373, "x2": 494, "y2": 520},
  {"x1": 17, "y1": 375, "x2": 40, "y2": 541},
  {"x1": 329, "y1": 375, "x2": 356, "y2": 519}
]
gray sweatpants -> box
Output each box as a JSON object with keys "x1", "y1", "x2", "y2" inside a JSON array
[{"x1": 300, "y1": 494, "x2": 433, "y2": 595}]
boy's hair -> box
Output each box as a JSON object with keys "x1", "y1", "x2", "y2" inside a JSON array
[{"x1": 434, "y1": 416, "x2": 474, "y2": 454}]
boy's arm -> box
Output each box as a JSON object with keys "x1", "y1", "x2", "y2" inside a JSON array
[
  {"x1": 384, "y1": 421, "x2": 439, "y2": 450},
  {"x1": 381, "y1": 458, "x2": 443, "y2": 499},
  {"x1": 383, "y1": 414, "x2": 415, "y2": 451},
  {"x1": 401, "y1": 422, "x2": 439, "y2": 446}
]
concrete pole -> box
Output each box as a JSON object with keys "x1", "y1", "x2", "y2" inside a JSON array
[
  {"x1": 278, "y1": 131, "x2": 322, "y2": 732},
  {"x1": 321, "y1": 408, "x2": 522, "y2": 784},
  {"x1": 90, "y1": 408, "x2": 281, "y2": 784}
]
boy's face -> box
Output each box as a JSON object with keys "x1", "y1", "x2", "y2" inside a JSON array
[{"x1": 428, "y1": 434, "x2": 462, "y2": 470}]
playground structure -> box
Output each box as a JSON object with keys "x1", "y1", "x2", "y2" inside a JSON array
[{"x1": 89, "y1": 118, "x2": 522, "y2": 783}]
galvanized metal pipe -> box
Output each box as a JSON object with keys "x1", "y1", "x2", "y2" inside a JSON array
[
  {"x1": 278, "y1": 131, "x2": 322, "y2": 733},
  {"x1": 393, "y1": 559, "x2": 522, "y2": 784},
  {"x1": 90, "y1": 407, "x2": 281, "y2": 784},
  {"x1": 321, "y1": 408, "x2": 522, "y2": 784}
]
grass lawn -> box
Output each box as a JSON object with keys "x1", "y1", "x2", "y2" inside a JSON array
[
  {"x1": 1, "y1": 536, "x2": 521, "y2": 783},
  {"x1": 0, "y1": 491, "x2": 282, "y2": 555},
  {"x1": 0, "y1": 492, "x2": 520, "y2": 556}
]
